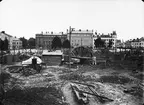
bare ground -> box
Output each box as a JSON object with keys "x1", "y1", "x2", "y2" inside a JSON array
[{"x1": 1, "y1": 63, "x2": 144, "y2": 105}]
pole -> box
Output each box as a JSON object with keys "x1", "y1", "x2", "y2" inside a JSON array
[
  {"x1": 0, "y1": 49, "x2": 4, "y2": 105},
  {"x1": 81, "y1": 37, "x2": 82, "y2": 57},
  {"x1": 69, "y1": 26, "x2": 71, "y2": 69}
]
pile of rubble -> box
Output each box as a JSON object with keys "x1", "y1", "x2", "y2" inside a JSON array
[{"x1": 7, "y1": 66, "x2": 38, "y2": 76}]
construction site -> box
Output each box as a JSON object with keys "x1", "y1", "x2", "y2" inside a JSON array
[{"x1": 0, "y1": 48, "x2": 144, "y2": 105}]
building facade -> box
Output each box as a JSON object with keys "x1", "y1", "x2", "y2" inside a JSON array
[
  {"x1": 0, "y1": 31, "x2": 22, "y2": 50},
  {"x1": 93, "y1": 31, "x2": 117, "y2": 49},
  {"x1": 67, "y1": 29, "x2": 93, "y2": 48},
  {"x1": 10, "y1": 37, "x2": 22, "y2": 50},
  {"x1": 131, "y1": 39, "x2": 144, "y2": 48},
  {"x1": 36, "y1": 32, "x2": 67, "y2": 50},
  {"x1": 0, "y1": 31, "x2": 12, "y2": 41},
  {"x1": 115, "y1": 39, "x2": 125, "y2": 48},
  {"x1": 124, "y1": 40, "x2": 132, "y2": 48}
]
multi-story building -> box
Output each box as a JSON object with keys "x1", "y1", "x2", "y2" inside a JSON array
[
  {"x1": 0, "y1": 31, "x2": 12, "y2": 41},
  {"x1": 67, "y1": 29, "x2": 93, "y2": 48},
  {"x1": 10, "y1": 37, "x2": 22, "y2": 50},
  {"x1": 0, "y1": 31, "x2": 22, "y2": 50},
  {"x1": 115, "y1": 39, "x2": 125, "y2": 48},
  {"x1": 36, "y1": 32, "x2": 67, "y2": 50},
  {"x1": 131, "y1": 38, "x2": 144, "y2": 48},
  {"x1": 115, "y1": 40, "x2": 122, "y2": 48},
  {"x1": 93, "y1": 31, "x2": 117, "y2": 48},
  {"x1": 125, "y1": 40, "x2": 132, "y2": 48}
]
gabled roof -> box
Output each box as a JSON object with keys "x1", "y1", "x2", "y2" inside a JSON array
[{"x1": 0, "y1": 31, "x2": 12, "y2": 37}]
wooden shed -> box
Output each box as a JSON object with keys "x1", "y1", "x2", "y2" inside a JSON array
[{"x1": 42, "y1": 50, "x2": 63, "y2": 66}]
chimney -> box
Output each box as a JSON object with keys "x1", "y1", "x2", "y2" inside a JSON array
[
  {"x1": 113, "y1": 31, "x2": 116, "y2": 35},
  {"x1": 1, "y1": 31, "x2": 5, "y2": 34},
  {"x1": 95, "y1": 32, "x2": 97, "y2": 35}
]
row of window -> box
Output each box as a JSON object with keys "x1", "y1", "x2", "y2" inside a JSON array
[
  {"x1": 132, "y1": 43, "x2": 144, "y2": 45},
  {"x1": 72, "y1": 40, "x2": 82, "y2": 42},
  {"x1": 71, "y1": 43, "x2": 80, "y2": 46},
  {"x1": 132, "y1": 45, "x2": 144, "y2": 47},
  {"x1": 11, "y1": 45, "x2": 22, "y2": 49},
  {"x1": 12, "y1": 42, "x2": 22, "y2": 45},
  {"x1": 71, "y1": 39, "x2": 92, "y2": 42},
  {"x1": 71, "y1": 34, "x2": 92, "y2": 36},
  {"x1": 102, "y1": 39, "x2": 114, "y2": 41},
  {"x1": 44, "y1": 41, "x2": 51, "y2": 44}
]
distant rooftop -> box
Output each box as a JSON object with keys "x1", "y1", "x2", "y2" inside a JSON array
[
  {"x1": 0, "y1": 31, "x2": 12, "y2": 37},
  {"x1": 116, "y1": 40, "x2": 121, "y2": 43},
  {"x1": 11, "y1": 37, "x2": 20, "y2": 41},
  {"x1": 71, "y1": 29, "x2": 93, "y2": 34},
  {"x1": 42, "y1": 50, "x2": 63, "y2": 55},
  {"x1": 36, "y1": 31, "x2": 66, "y2": 35}
]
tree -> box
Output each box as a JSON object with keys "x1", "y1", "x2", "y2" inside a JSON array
[
  {"x1": 3, "y1": 37, "x2": 9, "y2": 51},
  {"x1": 94, "y1": 37, "x2": 105, "y2": 48},
  {"x1": 62, "y1": 39, "x2": 70, "y2": 48},
  {"x1": 51, "y1": 36, "x2": 62, "y2": 49},
  {"x1": 0, "y1": 38, "x2": 4, "y2": 51},
  {"x1": 28, "y1": 37, "x2": 35, "y2": 49},
  {"x1": 19, "y1": 37, "x2": 28, "y2": 49}
]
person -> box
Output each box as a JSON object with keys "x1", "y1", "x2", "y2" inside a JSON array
[{"x1": 92, "y1": 56, "x2": 97, "y2": 65}]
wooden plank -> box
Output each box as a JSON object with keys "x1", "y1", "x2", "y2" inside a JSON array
[
  {"x1": 70, "y1": 83, "x2": 113, "y2": 103},
  {"x1": 88, "y1": 86, "x2": 113, "y2": 103},
  {"x1": 70, "y1": 84, "x2": 89, "y2": 104},
  {"x1": 71, "y1": 81, "x2": 95, "y2": 88}
]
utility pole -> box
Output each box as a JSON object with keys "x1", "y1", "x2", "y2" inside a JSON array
[
  {"x1": 81, "y1": 37, "x2": 82, "y2": 57},
  {"x1": 69, "y1": 26, "x2": 75, "y2": 70},
  {"x1": 69, "y1": 26, "x2": 71, "y2": 69}
]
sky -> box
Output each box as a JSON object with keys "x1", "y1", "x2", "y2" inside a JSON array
[{"x1": 0, "y1": 0, "x2": 144, "y2": 41}]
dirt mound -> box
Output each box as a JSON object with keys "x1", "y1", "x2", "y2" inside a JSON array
[
  {"x1": 4, "y1": 86, "x2": 66, "y2": 105},
  {"x1": 7, "y1": 65, "x2": 38, "y2": 76},
  {"x1": 97, "y1": 75, "x2": 133, "y2": 84},
  {"x1": 59, "y1": 72, "x2": 95, "y2": 82}
]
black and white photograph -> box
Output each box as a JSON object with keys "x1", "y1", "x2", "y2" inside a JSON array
[{"x1": 0, "y1": 0, "x2": 144, "y2": 105}]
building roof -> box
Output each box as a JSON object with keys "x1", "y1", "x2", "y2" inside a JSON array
[
  {"x1": 116, "y1": 40, "x2": 121, "y2": 43},
  {"x1": 139, "y1": 37, "x2": 144, "y2": 41},
  {"x1": 42, "y1": 50, "x2": 63, "y2": 55},
  {"x1": 71, "y1": 30, "x2": 93, "y2": 34},
  {"x1": 36, "y1": 31, "x2": 66, "y2": 36},
  {"x1": 10, "y1": 37, "x2": 21, "y2": 41},
  {"x1": 0, "y1": 31, "x2": 12, "y2": 37}
]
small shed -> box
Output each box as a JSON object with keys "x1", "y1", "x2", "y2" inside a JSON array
[{"x1": 42, "y1": 50, "x2": 63, "y2": 66}]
